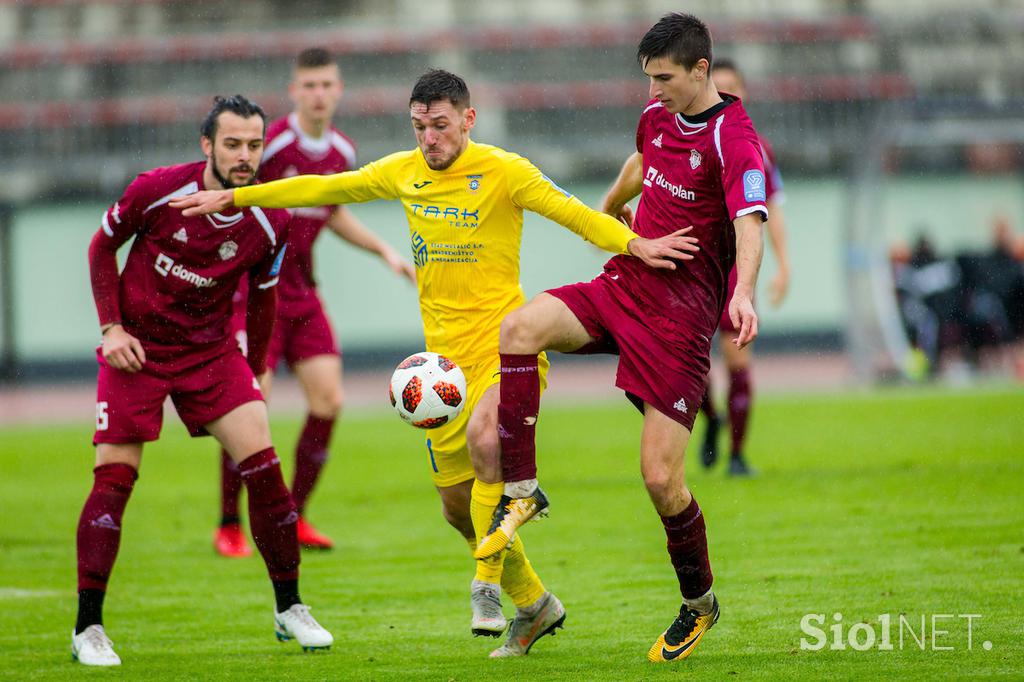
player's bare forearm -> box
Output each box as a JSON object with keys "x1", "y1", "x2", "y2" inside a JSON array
[
  {"x1": 328, "y1": 208, "x2": 416, "y2": 282},
  {"x1": 601, "y1": 152, "x2": 643, "y2": 225},
  {"x1": 730, "y1": 213, "x2": 764, "y2": 348},
  {"x1": 765, "y1": 199, "x2": 791, "y2": 306}
]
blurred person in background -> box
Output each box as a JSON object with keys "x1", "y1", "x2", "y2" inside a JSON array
[
  {"x1": 697, "y1": 58, "x2": 790, "y2": 476},
  {"x1": 214, "y1": 48, "x2": 415, "y2": 558},
  {"x1": 75, "y1": 95, "x2": 332, "y2": 666}
]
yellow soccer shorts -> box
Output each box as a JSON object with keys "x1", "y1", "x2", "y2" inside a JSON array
[{"x1": 425, "y1": 353, "x2": 549, "y2": 488}]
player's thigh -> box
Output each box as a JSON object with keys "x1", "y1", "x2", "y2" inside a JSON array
[
  {"x1": 205, "y1": 400, "x2": 274, "y2": 463},
  {"x1": 95, "y1": 442, "x2": 144, "y2": 470},
  {"x1": 719, "y1": 331, "x2": 752, "y2": 369},
  {"x1": 639, "y1": 404, "x2": 692, "y2": 515},
  {"x1": 502, "y1": 292, "x2": 595, "y2": 353},
  {"x1": 93, "y1": 350, "x2": 167, "y2": 446},
  {"x1": 293, "y1": 353, "x2": 343, "y2": 417}
]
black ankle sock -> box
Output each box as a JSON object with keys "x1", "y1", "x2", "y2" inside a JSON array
[
  {"x1": 273, "y1": 579, "x2": 301, "y2": 613},
  {"x1": 220, "y1": 514, "x2": 241, "y2": 527},
  {"x1": 76, "y1": 589, "x2": 105, "y2": 634}
]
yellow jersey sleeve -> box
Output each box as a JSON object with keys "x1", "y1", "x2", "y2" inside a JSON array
[
  {"x1": 504, "y1": 154, "x2": 636, "y2": 255},
  {"x1": 235, "y1": 153, "x2": 404, "y2": 207}
]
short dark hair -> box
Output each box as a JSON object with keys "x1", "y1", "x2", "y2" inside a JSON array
[
  {"x1": 200, "y1": 95, "x2": 267, "y2": 141},
  {"x1": 296, "y1": 47, "x2": 336, "y2": 70},
  {"x1": 711, "y1": 57, "x2": 741, "y2": 77},
  {"x1": 637, "y1": 13, "x2": 713, "y2": 70},
  {"x1": 409, "y1": 69, "x2": 471, "y2": 110}
]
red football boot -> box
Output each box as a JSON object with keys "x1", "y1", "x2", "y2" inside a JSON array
[
  {"x1": 213, "y1": 523, "x2": 252, "y2": 558},
  {"x1": 296, "y1": 517, "x2": 334, "y2": 550}
]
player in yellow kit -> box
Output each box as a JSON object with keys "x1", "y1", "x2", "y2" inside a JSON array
[{"x1": 173, "y1": 70, "x2": 699, "y2": 657}]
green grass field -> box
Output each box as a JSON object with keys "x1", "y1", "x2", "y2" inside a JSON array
[{"x1": 1, "y1": 386, "x2": 1021, "y2": 680}]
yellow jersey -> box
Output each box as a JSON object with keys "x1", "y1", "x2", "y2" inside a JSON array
[{"x1": 235, "y1": 140, "x2": 637, "y2": 366}]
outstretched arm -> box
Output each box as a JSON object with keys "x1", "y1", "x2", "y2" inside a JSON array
[
  {"x1": 729, "y1": 212, "x2": 764, "y2": 348},
  {"x1": 326, "y1": 207, "x2": 415, "y2": 283},
  {"x1": 171, "y1": 166, "x2": 389, "y2": 216}
]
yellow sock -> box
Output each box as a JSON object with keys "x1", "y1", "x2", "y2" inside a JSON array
[
  {"x1": 469, "y1": 479, "x2": 545, "y2": 607},
  {"x1": 470, "y1": 479, "x2": 506, "y2": 583},
  {"x1": 502, "y1": 535, "x2": 546, "y2": 609}
]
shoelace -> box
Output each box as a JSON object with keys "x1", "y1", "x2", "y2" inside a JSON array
[
  {"x1": 81, "y1": 627, "x2": 114, "y2": 652},
  {"x1": 288, "y1": 605, "x2": 320, "y2": 629},
  {"x1": 667, "y1": 609, "x2": 700, "y2": 641}
]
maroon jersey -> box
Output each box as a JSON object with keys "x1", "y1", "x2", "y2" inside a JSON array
[
  {"x1": 96, "y1": 162, "x2": 289, "y2": 366},
  {"x1": 258, "y1": 113, "x2": 357, "y2": 312},
  {"x1": 606, "y1": 96, "x2": 768, "y2": 340}
]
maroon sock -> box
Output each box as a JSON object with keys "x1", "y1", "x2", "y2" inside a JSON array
[
  {"x1": 728, "y1": 367, "x2": 752, "y2": 455},
  {"x1": 239, "y1": 448, "x2": 299, "y2": 582},
  {"x1": 497, "y1": 353, "x2": 541, "y2": 482},
  {"x1": 661, "y1": 496, "x2": 713, "y2": 599},
  {"x1": 220, "y1": 449, "x2": 243, "y2": 525},
  {"x1": 700, "y1": 381, "x2": 718, "y2": 421},
  {"x1": 291, "y1": 414, "x2": 335, "y2": 514},
  {"x1": 77, "y1": 463, "x2": 137, "y2": 593}
]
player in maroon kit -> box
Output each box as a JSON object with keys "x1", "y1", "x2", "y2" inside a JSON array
[
  {"x1": 475, "y1": 14, "x2": 767, "y2": 662},
  {"x1": 698, "y1": 58, "x2": 791, "y2": 476},
  {"x1": 214, "y1": 48, "x2": 415, "y2": 557},
  {"x1": 73, "y1": 95, "x2": 332, "y2": 666}
]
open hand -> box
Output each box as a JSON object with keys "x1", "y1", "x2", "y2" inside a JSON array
[{"x1": 626, "y1": 226, "x2": 700, "y2": 270}]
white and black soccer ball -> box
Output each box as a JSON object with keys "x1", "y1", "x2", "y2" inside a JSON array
[{"x1": 389, "y1": 352, "x2": 467, "y2": 429}]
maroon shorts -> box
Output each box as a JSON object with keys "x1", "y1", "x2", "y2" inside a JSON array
[
  {"x1": 266, "y1": 300, "x2": 339, "y2": 371},
  {"x1": 547, "y1": 273, "x2": 712, "y2": 431},
  {"x1": 228, "y1": 297, "x2": 339, "y2": 371},
  {"x1": 93, "y1": 347, "x2": 264, "y2": 444}
]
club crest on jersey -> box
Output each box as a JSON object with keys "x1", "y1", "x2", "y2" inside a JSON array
[
  {"x1": 219, "y1": 240, "x2": 238, "y2": 261},
  {"x1": 466, "y1": 174, "x2": 482, "y2": 192},
  {"x1": 173, "y1": 227, "x2": 188, "y2": 243},
  {"x1": 652, "y1": 133, "x2": 664, "y2": 148},
  {"x1": 690, "y1": 150, "x2": 702, "y2": 169}
]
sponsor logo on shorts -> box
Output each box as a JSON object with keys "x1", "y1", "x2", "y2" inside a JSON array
[
  {"x1": 278, "y1": 510, "x2": 299, "y2": 527},
  {"x1": 524, "y1": 416, "x2": 537, "y2": 426},
  {"x1": 154, "y1": 253, "x2": 216, "y2": 288},
  {"x1": 644, "y1": 166, "x2": 695, "y2": 201},
  {"x1": 673, "y1": 398, "x2": 688, "y2": 414}
]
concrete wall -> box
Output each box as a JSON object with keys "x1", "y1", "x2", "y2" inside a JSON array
[{"x1": 8, "y1": 175, "x2": 1022, "y2": 364}]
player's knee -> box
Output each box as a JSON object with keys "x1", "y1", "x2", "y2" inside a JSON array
[
  {"x1": 310, "y1": 386, "x2": 343, "y2": 418},
  {"x1": 441, "y1": 498, "x2": 473, "y2": 538},
  {"x1": 642, "y1": 465, "x2": 680, "y2": 507},
  {"x1": 500, "y1": 308, "x2": 542, "y2": 354}
]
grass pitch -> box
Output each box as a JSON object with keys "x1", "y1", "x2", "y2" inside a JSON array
[{"x1": 0, "y1": 386, "x2": 1021, "y2": 680}]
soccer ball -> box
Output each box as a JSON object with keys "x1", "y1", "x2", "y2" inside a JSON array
[{"x1": 389, "y1": 352, "x2": 467, "y2": 429}]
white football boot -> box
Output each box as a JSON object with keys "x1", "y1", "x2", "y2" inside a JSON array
[
  {"x1": 274, "y1": 604, "x2": 333, "y2": 651},
  {"x1": 71, "y1": 625, "x2": 121, "y2": 666},
  {"x1": 470, "y1": 580, "x2": 507, "y2": 637}
]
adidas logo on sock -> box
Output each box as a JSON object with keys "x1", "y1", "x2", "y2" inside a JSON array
[{"x1": 91, "y1": 513, "x2": 120, "y2": 530}]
